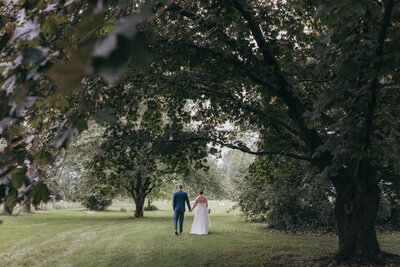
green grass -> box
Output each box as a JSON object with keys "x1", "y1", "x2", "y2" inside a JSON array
[{"x1": 0, "y1": 200, "x2": 399, "y2": 267}]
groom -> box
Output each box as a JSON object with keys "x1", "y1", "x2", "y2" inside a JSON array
[{"x1": 172, "y1": 184, "x2": 191, "y2": 235}]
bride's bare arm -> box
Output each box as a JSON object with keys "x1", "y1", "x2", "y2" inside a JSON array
[
  {"x1": 191, "y1": 198, "x2": 198, "y2": 212},
  {"x1": 205, "y1": 198, "x2": 208, "y2": 208}
]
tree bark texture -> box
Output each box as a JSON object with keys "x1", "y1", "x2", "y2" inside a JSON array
[
  {"x1": 2, "y1": 202, "x2": 13, "y2": 215},
  {"x1": 334, "y1": 159, "x2": 383, "y2": 263},
  {"x1": 134, "y1": 197, "x2": 145, "y2": 218}
]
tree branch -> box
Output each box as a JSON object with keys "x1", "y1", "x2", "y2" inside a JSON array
[
  {"x1": 121, "y1": 183, "x2": 132, "y2": 194},
  {"x1": 232, "y1": 0, "x2": 269, "y2": 53},
  {"x1": 181, "y1": 72, "x2": 298, "y2": 135},
  {"x1": 167, "y1": 3, "x2": 260, "y2": 65},
  {"x1": 232, "y1": 0, "x2": 325, "y2": 155},
  {"x1": 155, "y1": 39, "x2": 299, "y2": 137},
  {"x1": 165, "y1": 1, "x2": 325, "y2": 163},
  {"x1": 364, "y1": 0, "x2": 394, "y2": 150},
  {"x1": 297, "y1": 79, "x2": 329, "y2": 83},
  {"x1": 160, "y1": 133, "x2": 311, "y2": 162},
  {"x1": 206, "y1": 137, "x2": 312, "y2": 161},
  {"x1": 145, "y1": 0, "x2": 175, "y2": 24},
  {"x1": 145, "y1": 184, "x2": 156, "y2": 195}
]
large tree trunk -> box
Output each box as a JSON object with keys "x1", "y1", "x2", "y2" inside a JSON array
[
  {"x1": 334, "y1": 159, "x2": 384, "y2": 264},
  {"x1": 2, "y1": 202, "x2": 13, "y2": 215},
  {"x1": 133, "y1": 196, "x2": 145, "y2": 218}
]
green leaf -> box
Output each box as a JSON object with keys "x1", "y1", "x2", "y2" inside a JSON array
[
  {"x1": 54, "y1": 127, "x2": 78, "y2": 148},
  {"x1": 92, "y1": 12, "x2": 152, "y2": 83},
  {"x1": 47, "y1": 48, "x2": 87, "y2": 96},
  {"x1": 6, "y1": 192, "x2": 18, "y2": 209},
  {"x1": 10, "y1": 167, "x2": 28, "y2": 189},
  {"x1": 76, "y1": 119, "x2": 88, "y2": 132},
  {"x1": 22, "y1": 47, "x2": 50, "y2": 67},
  {"x1": 29, "y1": 115, "x2": 42, "y2": 128},
  {"x1": 30, "y1": 182, "x2": 50, "y2": 206},
  {"x1": 41, "y1": 17, "x2": 57, "y2": 36},
  {"x1": 35, "y1": 150, "x2": 53, "y2": 166},
  {"x1": 209, "y1": 147, "x2": 219, "y2": 154},
  {"x1": 2, "y1": 124, "x2": 24, "y2": 139},
  {"x1": 93, "y1": 108, "x2": 116, "y2": 125}
]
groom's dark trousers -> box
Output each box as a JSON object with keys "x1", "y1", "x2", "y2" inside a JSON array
[{"x1": 173, "y1": 190, "x2": 191, "y2": 233}]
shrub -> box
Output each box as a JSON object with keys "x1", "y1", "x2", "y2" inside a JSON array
[
  {"x1": 239, "y1": 157, "x2": 336, "y2": 232},
  {"x1": 239, "y1": 157, "x2": 400, "y2": 232},
  {"x1": 144, "y1": 204, "x2": 158, "y2": 211},
  {"x1": 82, "y1": 194, "x2": 112, "y2": 211},
  {"x1": 376, "y1": 196, "x2": 400, "y2": 230}
]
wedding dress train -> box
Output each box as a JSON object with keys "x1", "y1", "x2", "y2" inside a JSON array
[{"x1": 190, "y1": 202, "x2": 211, "y2": 235}]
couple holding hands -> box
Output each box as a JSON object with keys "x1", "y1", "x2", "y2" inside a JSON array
[{"x1": 172, "y1": 184, "x2": 211, "y2": 235}]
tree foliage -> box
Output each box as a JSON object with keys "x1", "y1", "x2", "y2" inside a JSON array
[
  {"x1": 1, "y1": 0, "x2": 400, "y2": 263},
  {"x1": 220, "y1": 150, "x2": 255, "y2": 201},
  {"x1": 239, "y1": 156, "x2": 335, "y2": 232},
  {"x1": 48, "y1": 122, "x2": 105, "y2": 201}
]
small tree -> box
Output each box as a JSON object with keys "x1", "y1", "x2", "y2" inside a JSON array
[
  {"x1": 91, "y1": 123, "x2": 180, "y2": 218},
  {"x1": 82, "y1": 193, "x2": 112, "y2": 211}
]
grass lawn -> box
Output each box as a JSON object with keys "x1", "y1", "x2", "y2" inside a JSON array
[{"x1": 0, "y1": 200, "x2": 399, "y2": 266}]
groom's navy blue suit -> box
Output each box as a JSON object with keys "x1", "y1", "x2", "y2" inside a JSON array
[{"x1": 173, "y1": 189, "x2": 191, "y2": 233}]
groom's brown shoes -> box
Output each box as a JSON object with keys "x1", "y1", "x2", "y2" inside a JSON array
[{"x1": 174, "y1": 231, "x2": 178, "y2": 235}]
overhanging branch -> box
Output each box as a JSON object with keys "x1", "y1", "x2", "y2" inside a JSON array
[
  {"x1": 167, "y1": 3, "x2": 259, "y2": 64},
  {"x1": 207, "y1": 137, "x2": 312, "y2": 161},
  {"x1": 160, "y1": 133, "x2": 311, "y2": 162},
  {"x1": 232, "y1": 0, "x2": 325, "y2": 154}
]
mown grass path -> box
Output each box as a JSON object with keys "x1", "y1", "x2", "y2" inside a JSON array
[{"x1": 0, "y1": 201, "x2": 399, "y2": 266}]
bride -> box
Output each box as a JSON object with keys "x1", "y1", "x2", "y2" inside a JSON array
[{"x1": 190, "y1": 188, "x2": 211, "y2": 235}]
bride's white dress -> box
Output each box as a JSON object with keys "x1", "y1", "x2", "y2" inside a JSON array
[{"x1": 190, "y1": 202, "x2": 211, "y2": 235}]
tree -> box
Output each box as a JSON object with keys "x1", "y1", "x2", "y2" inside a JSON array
[
  {"x1": 90, "y1": 129, "x2": 159, "y2": 217},
  {"x1": 239, "y1": 155, "x2": 336, "y2": 231},
  {"x1": 140, "y1": 1, "x2": 399, "y2": 262},
  {"x1": 144, "y1": 157, "x2": 228, "y2": 205},
  {"x1": 89, "y1": 117, "x2": 207, "y2": 217},
  {"x1": 0, "y1": 0, "x2": 153, "y2": 209},
  {"x1": 1, "y1": 0, "x2": 400, "y2": 263},
  {"x1": 178, "y1": 157, "x2": 227, "y2": 198},
  {"x1": 221, "y1": 150, "x2": 255, "y2": 201},
  {"x1": 49, "y1": 122, "x2": 105, "y2": 202}
]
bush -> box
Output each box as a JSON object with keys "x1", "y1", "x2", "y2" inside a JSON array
[
  {"x1": 144, "y1": 204, "x2": 158, "y2": 211},
  {"x1": 82, "y1": 194, "x2": 112, "y2": 211},
  {"x1": 239, "y1": 157, "x2": 400, "y2": 232},
  {"x1": 239, "y1": 157, "x2": 336, "y2": 232},
  {"x1": 376, "y1": 196, "x2": 400, "y2": 230}
]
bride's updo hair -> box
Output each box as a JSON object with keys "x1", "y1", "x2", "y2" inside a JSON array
[{"x1": 198, "y1": 188, "x2": 204, "y2": 195}]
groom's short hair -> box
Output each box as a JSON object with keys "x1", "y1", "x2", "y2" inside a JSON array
[{"x1": 178, "y1": 184, "x2": 183, "y2": 189}]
